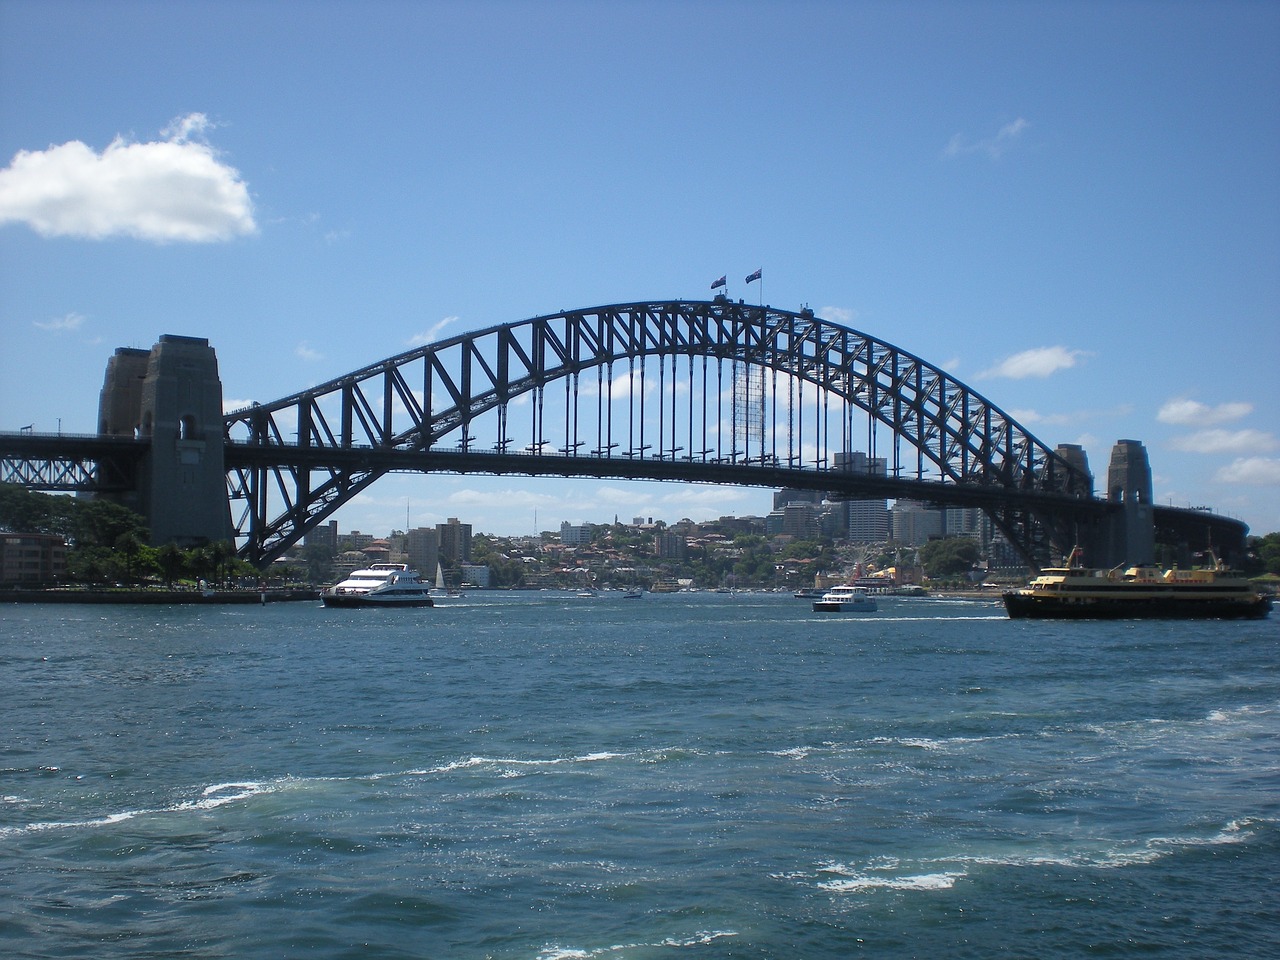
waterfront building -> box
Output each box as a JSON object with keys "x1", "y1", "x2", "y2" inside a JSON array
[
  {"x1": 459, "y1": 563, "x2": 491, "y2": 588},
  {"x1": 1, "y1": 533, "x2": 67, "y2": 585}
]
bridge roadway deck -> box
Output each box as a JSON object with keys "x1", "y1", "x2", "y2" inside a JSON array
[
  {"x1": 0, "y1": 432, "x2": 1247, "y2": 555},
  {"x1": 223, "y1": 440, "x2": 1112, "y2": 516}
]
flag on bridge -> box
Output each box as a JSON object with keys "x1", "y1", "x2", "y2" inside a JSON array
[
  {"x1": 711, "y1": 275, "x2": 727, "y2": 290},
  {"x1": 745, "y1": 268, "x2": 762, "y2": 284}
]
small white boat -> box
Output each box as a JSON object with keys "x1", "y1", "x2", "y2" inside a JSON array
[
  {"x1": 322, "y1": 563, "x2": 435, "y2": 608},
  {"x1": 813, "y1": 584, "x2": 877, "y2": 613}
]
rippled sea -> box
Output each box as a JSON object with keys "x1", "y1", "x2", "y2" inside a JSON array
[{"x1": 2, "y1": 592, "x2": 1277, "y2": 958}]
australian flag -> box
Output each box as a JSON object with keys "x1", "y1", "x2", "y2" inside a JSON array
[
  {"x1": 745, "y1": 268, "x2": 762, "y2": 284},
  {"x1": 711, "y1": 275, "x2": 727, "y2": 290}
]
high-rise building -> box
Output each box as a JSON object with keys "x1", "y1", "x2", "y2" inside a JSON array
[
  {"x1": 891, "y1": 500, "x2": 944, "y2": 546},
  {"x1": 833, "y1": 451, "x2": 889, "y2": 542},
  {"x1": 437, "y1": 517, "x2": 472, "y2": 565},
  {"x1": 305, "y1": 519, "x2": 338, "y2": 554},
  {"x1": 945, "y1": 506, "x2": 990, "y2": 540},
  {"x1": 772, "y1": 488, "x2": 823, "y2": 510},
  {"x1": 560, "y1": 522, "x2": 592, "y2": 546},
  {"x1": 406, "y1": 527, "x2": 440, "y2": 575},
  {"x1": 766, "y1": 501, "x2": 821, "y2": 539}
]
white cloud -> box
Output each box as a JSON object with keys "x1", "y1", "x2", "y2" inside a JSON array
[
  {"x1": 1009, "y1": 403, "x2": 1132, "y2": 427},
  {"x1": 407, "y1": 316, "x2": 460, "y2": 346},
  {"x1": 296, "y1": 342, "x2": 323, "y2": 362},
  {"x1": 33, "y1": 311, "x2": 86, "y2": 332},
  {"x1": 0, "y1": 113, "x2": 256, "y2": 242},
  {"x1": 1156, "y1": 398, "x2": 1252, "y2": 426},
  {"x1": 943, "y1": 118, "x2": 1029, "y2": 160},
  {"x1": 1170, "y1": 429, "x2": 1278, "y2": 455},
  {"x1": 979, "y1": 345, "x2": 1085, "y2": 379},
  {"x1": 1009, "y1": 408, "x2": 1069, "y2": 426},
  {"x1": 819, "y1": 306, "x2": 858, "y2": 325},
  {"x1": 447, "y1": 487, "x2": 562, "y2": 509},
  {"x1": 1214, "y1": 457, "x2": 1280, "y2": 485}
]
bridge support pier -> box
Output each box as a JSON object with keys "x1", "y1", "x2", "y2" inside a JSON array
[
  {"x1": 1094, "y1": 439, "x2": 1156, "y2": 567},
  {"x1": 97, "y1": 336, "x2": 234, "y2": 548}
]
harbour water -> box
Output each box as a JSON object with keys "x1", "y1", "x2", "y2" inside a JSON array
[{"x1": 2, "y1": 592, "x2": 1277, "y2": 958}]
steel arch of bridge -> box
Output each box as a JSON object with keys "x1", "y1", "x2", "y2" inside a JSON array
[{"x1": 224, "y1": 299, "x2": 1096, "y2": 565}]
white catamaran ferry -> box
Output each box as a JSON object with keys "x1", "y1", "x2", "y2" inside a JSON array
[{"x1": 322, "y1": 563, "x2": 435, "y2": 608}]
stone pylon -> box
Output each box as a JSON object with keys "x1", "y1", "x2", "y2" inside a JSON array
[
  {"x1": 97, "y1": 335, "x2": 234, "y2": 547},
  {"x1": 1103, "y1": 439, "x2": 1155, "y2": 565}
]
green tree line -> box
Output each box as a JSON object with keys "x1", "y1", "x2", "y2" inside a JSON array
[{"x1": 0, "y1": 484, "x2": 257, "y2": 587}]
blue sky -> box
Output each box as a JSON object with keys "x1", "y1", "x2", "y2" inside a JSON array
[{"x1": 2, "y1": 0, "x2": 1278, "y2": 538}]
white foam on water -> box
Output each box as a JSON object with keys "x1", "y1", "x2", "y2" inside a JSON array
[
  {"x1": 184, "y1": 781, "x2": 267, "y2": 810},
  {"x1": 1206, "y1": 702, "x2": 1275, "y2": 724},
  {"x1": 0, "y1": 779, "x2": 275, "y2": 840},
  {"x1": 537, "y1": 930, "x2": 738, "y2": 959},
  {"x1": 770, "y1": 745, "x2": 816, "y2": 759},
  {"x1": 925, "y1": 816, "x2": 1273, "y2": 874},
  {"x1": 0, "y1": 809, "x2": 140, "y2": 839},
  {"x1": 819, "y1": 871, "x2": 964, "y2": 892},
  {"x1": 815, "y1": 860, "x2": 965, "y2": 892},
  {"x1": 860, "y1": 734, "x2": 1006, "y2": 753},
  {"x1": 810, "y1": 817, "x2": 1274, "y2": 895}
]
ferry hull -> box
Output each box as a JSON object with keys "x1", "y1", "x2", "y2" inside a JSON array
[
  {"x1": 321, "y1": 592, "x2": 434, "y2": 608},
  {"x1": 813, "y1": 599, "x2": 878, "y2": 613},
  {"x1": 1003, "y1": 592, "x2": 1271, "y2": 620}
]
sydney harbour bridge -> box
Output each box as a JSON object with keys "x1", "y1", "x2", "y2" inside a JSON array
[{"x1": 0, "y1": 298, "x2": 1247, "y2": 570}]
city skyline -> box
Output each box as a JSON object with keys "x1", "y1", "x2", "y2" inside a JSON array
[{"x1": 2, "y1": 2, "x2": 1277, "y2": 537}]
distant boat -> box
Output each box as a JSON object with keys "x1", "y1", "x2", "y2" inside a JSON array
[
  {"x1": 435, "y1": 563, "x2": 460, "y2": 597},
  {"x1": 812, "y1": 584, "x2": 877, "y2": 613},
  {"x1": 322, "y1": 563, "x2": 434, "y2": 608},
  {"x1": 793, "y1": 587, "x2": 825, "y2": 599},
  {"x1": 622, "y1": 588, "x2": 643, "y2": 599}
]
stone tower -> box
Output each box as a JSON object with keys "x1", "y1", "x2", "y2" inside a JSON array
[
  {"x1": 1054, "y1": 443, "x2": 1093, "y2": 495},
  {"x1": 97, "y1": 335, "x2": 234, "y2": 547},
  {"x1": 1103, "y1": 439, "x2": 1155, "y2": 565}
]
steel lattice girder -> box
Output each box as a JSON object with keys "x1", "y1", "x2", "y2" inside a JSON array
[{"x1": 221, "y1": 300, "x2": 1096, "y2": 564}]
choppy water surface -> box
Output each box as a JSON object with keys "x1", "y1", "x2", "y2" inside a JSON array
[{"x1": 2, "y1": 592, "x2": 1277, "y2": 958}]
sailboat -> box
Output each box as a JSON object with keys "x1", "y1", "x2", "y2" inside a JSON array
[{"x1": 435, "y1": 563, "x2": 460, "y2": 597}]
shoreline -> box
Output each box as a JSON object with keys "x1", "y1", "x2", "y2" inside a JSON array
[{"x1": 0, "y1": 587, "x2": 319, "y2": 605}]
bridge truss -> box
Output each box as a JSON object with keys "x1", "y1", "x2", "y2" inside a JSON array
[{"x1": 224, "y1": 299, "x2": 1100, "y2": 566}]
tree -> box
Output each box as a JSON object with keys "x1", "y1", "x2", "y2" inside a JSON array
[
  {"x1": 1244, "y1": 532, "x2": 1280, "y2": 576},
  {"x1": 918, "y1": 537, "x2": 980, "y2": 578},
  {"x1": 70, "y1": 498, "x2": 150, "y2": 551},
  {"x1": 157, "y1": 542, "x2": 187, "y2": 587}
]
